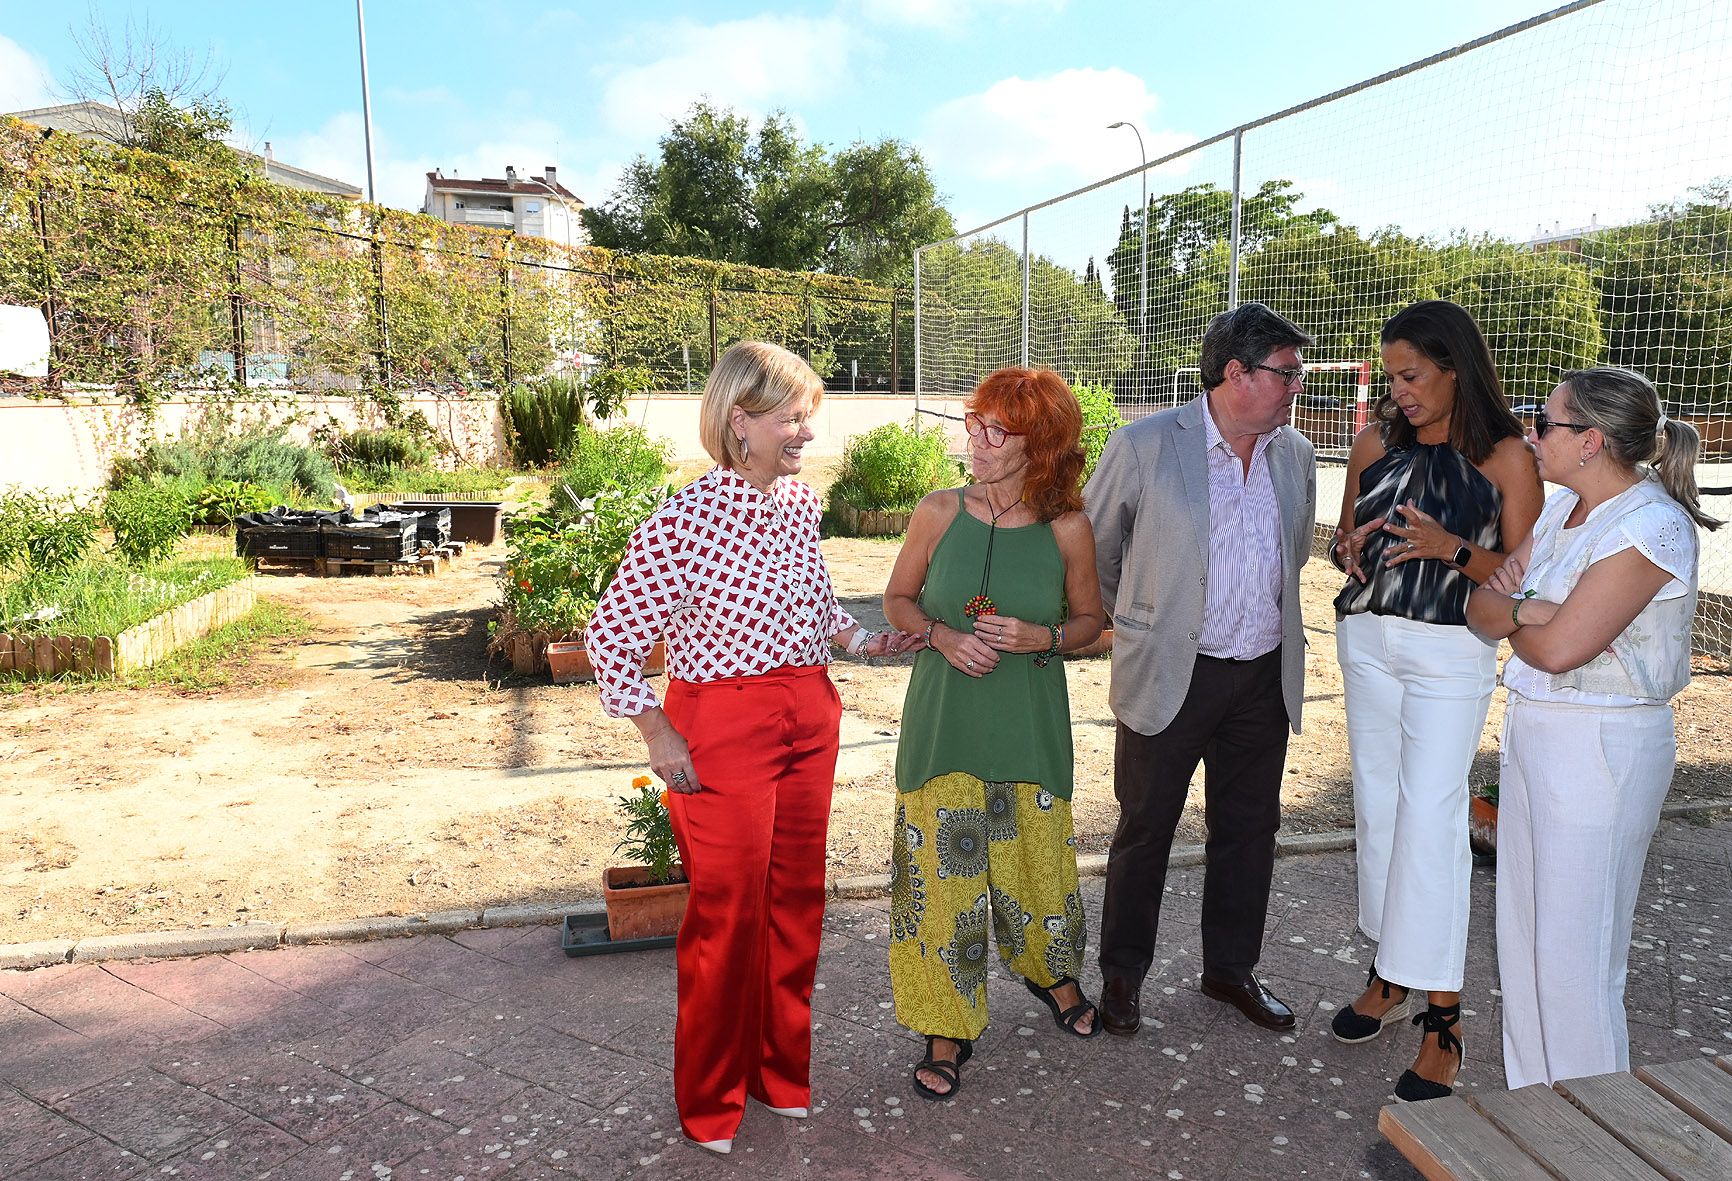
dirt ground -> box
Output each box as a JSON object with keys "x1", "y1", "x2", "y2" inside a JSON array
[{"x1": 5, "y1": 472, "x2": 1732, "y2": 946}]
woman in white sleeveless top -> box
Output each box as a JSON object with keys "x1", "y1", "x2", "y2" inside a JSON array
[{"x1": 1467, "y1": 366, "x2": 1720, "y2": 1089}]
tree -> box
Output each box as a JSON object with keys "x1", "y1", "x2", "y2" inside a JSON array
[
  {"x1": 582, "y1": 101, "x2": 954, "y2": 282},
  {"x1": 1440, "y1": 240, "x2": 1602, "y2": 402},
  {"x1": 63, "y1": 9, "x2": 235, "y2": 164},
  {"x1": 1592, "y1": 180, "x2": 1732, "y2": 409}
]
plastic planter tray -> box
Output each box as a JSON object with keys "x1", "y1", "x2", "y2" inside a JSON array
[
  {"x1": 321, "y1": 517, "x2": 419, "y2": 561},
  {"x1": 561, "y1": 911, "x2": 676, "y2": 957},
  {"x1": 389, "y1": 500, "x2": 504, "y2": 546}
]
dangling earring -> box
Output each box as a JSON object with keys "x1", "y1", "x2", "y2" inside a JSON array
[
  {"x1": 738, "y1": 437, "x2": 750, "y2": 462},
  {"x1": 1580, "y1": 453, "x2": 1589, "y2": 467}
]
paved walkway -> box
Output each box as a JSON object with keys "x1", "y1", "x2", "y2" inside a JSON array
[{"x1": 3, "y1": 816, "x2": 1728, "y2": 1180}]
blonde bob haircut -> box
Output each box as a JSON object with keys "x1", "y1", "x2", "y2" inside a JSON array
[{"x1": 699, "y1": 340, "x2": 825, "y2": 469}]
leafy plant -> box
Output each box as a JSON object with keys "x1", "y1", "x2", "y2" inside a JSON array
[
  {"x1": 104, "y1": 479, "x2": 194, "y2": 565},
  {"x1": 1472, "y1": 782, "x2": 1500, "y2": 807},
  {"x1": 490, "y1": 485, "x2": 667, "y2": 651},
  {"x1": 827, "y1": 419, "x2": 959, "y2": 514},
  {"x1": 0, "y1": 490, "x2": 99, "y2": 577},
  {"x1": 584, "y1": 365, "x2": 655, "y2": 419},
  {"x1": 194, "y1": 481, "x2": 276, "y2": 526},
  {"x1": 335, "y1": 428, "x2": 435, "y2": 473},
  {"x1": 614, "y1": 775, "x2": 682, "y2": 884},
  {"x1": 119, "y1": 414, "x2": 339, "y2": 505},
  {"x1": 1073, "y1": 381, "x2": 1126, "y2": 485},
  {"x1": 500, "y1": 377, "x2": 588, "y2": 467},
  {"x1": 554, "y1": 423, "x2": 672, "y2": 503}
]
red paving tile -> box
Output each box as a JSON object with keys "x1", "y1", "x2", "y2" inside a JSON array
[{"x1": 2, "y1": 821, "x2": 1728, "y2": 1179}]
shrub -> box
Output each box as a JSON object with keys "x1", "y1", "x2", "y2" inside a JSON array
[
  {"x1": 554, "y1": 422, "x2": 671, "y2": 505},
  {"x1": 1073, "y1": 381, "x2": 1126, "y2": 485},
  {"x1": 0, "y1": 489, "x2": 98, "y2": 577},
  {"x1": 120, "y1": 416, "x2": 338, "y2": 505},
  {"x1": 585, "y1": 365, "x2": 655, "y2": 420},
  {"x1": 194, "y1": 481, "x2": 276, "y2": 526},
  {"x1": 827, "y1": 420, "x2": 959, "y2": 514},
  {"x1": 336, "y1": 428, "x2": 435, "y2": 473},
  {"x1": 500, "y1": 377, "x2": 586, "y2": 467},
  {"x1": 493, "y1": 484, "x2": 667, "y2": 642},
  {"x1": 104, "y1": 479, "x2": 194, "y2": 565}
]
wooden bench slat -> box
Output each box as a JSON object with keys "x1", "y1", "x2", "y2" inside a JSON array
[
  {"x1": 1559, "y1": 1069, "x2": 1732, "y2": 1181},
  {"x1": 1379, "y1": 1098, "x2": 1557, "y2": 1181},
  {"x1": 1468, "y1": 1085, "x2": 1665, "y2": 1181},
  {"x1": 1635, "y1": 1059, "x2": 1732, "y2": 1147}
]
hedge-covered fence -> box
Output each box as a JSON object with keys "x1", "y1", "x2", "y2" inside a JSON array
[{"x1": 0, "y1": 116, "x2": 907, "y2": 402}]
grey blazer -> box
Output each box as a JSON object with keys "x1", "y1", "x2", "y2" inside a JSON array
[{"x1": 1085, "y1": 396, "x2": 1316, "y2": 737}]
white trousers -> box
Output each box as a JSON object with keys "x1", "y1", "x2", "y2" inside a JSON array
[
  {"x1": 1337, "y1": 613, "x2": 1496, "y2": 992},
  {"x1": 1497, "y1": 695, "x2": 1674, "y2": 1089}
]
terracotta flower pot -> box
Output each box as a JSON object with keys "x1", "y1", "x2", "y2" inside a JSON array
[
  {"x1": 546, "y1": 639, "x2": 666, "y2": 684},
  {"x1": 601, "y1": 863, "x2": 690, "y2": 941},
  {"x1": 1468, "y1": 795, "x2": 1498, "y2": 863}
]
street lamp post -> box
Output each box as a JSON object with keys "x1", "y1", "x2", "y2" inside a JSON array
[
  {"x1": 1107, "y1": 121, "x2": 1148, "y2": 399},
  {"x1": 356, "y1": 0, "x2": 377, "y2": 205},
  {"x1": 521, "y1": 175, "x2": 574, "y2": 252}
]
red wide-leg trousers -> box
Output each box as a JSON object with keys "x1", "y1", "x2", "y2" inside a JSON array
[{"x1": 662, "y1": 664, "x2": 841, "y2": 1144}]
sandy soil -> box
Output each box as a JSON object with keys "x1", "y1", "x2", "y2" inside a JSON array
[{"x1": 4, "y1": 475, "x2": 1731, "y2": 945}]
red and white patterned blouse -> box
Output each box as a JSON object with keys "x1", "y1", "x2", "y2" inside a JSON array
[{"x1": 585, "y1": 466, "x2": 856, "y2": 717}]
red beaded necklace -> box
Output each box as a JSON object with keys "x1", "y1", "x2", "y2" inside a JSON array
[{"x1": 964, "y1": 487, "x2": 1021, "y2": 620}]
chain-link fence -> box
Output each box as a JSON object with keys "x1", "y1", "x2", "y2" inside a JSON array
[
  {"x1": 914, "y1": 0, "x2": 1732, "y2": 653},
  {"x1": 0, "y1": 118, "x2": 907, "y2": 398}
]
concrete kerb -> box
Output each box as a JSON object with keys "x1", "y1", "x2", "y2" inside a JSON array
[{"x1": 6, "y1": 798, "x2": 1728, "y2": 969}]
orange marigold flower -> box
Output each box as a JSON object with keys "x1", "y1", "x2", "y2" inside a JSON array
[
  {"x1": 658, "y1": 790, "x2": 670, "y2": 808},
  {"x1": 631, "y1": 774, "x2": 653, "y2": 789},
  {"x1": 519, "y1": 580, "x2": 533, "y2": 591}
]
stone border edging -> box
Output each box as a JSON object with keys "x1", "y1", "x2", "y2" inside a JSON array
[{"x1": 4, "y1": 798, "x2": 1728, "y2": 972}]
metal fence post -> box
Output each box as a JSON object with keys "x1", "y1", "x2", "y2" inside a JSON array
[
  {"x1": 889, "y1": 295, "x2": 900, "y2": 396},
  {"x1": 1020, "y1": 212, "x2": 1031, "y2": 367},
  {"x1": 31, "y1": 187, "x2": 58, "y2": 382},
  {"x1": 1229, "y1": 129, "x2": 1244, "y2": 310},
  {"x1": 708, "y1": 287, "x2": 719, "y2": 367},
  {"x1": 369, "y1": 211, "x2": 390, "y2": 389},
  {"x1": 499, "y1": 245, "x2": 514, "y2": 386},
  {"x1": 228, "y1": 213, "x2": 246, "y2": 385},
  {"x1": 912, "y1": 249, "x2": 922, "y2": 413}
]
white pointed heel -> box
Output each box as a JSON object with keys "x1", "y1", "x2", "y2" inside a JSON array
[
  {"x1": 766, "y1": 1105, "x2": 808, "y2": 1118},
  {"x1": 692, "y1": 1137, "x2": 734, "y2": 1154}
]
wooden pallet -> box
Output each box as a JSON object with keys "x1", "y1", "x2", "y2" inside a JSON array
[{"x1": 251, "y1": 542, "x2": 463, "y2": 577}]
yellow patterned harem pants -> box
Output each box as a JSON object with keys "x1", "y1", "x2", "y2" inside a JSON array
[{"x1": 888, "y1": 771, "x2": 1086, "y2": 1040}]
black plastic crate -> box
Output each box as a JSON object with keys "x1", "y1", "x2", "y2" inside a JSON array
[
  {"x1": 320, "y1": 516, "x2": 418, "y2": 561},
  {"x1": 366, "y1": 506, "x2": 450, "y2": 548},
  {"x1": 236, "y1": 523, "x2": 323, "y2": 560},
  {"x1": 236, "y1": 524, "x2": 322, "y2": 560}
]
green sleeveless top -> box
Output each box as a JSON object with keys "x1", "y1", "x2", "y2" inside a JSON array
[{"x1": 895, "y1": 489, "x2": 1075, "y2": 800}]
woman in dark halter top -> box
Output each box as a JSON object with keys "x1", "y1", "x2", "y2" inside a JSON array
[{"x1": 1325, "y1": 301, "x2": 1542, "y2": 1103}]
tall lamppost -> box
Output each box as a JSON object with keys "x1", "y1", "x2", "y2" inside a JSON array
[
  {"x1": 356, "y1": 0, "x2": 377, "y2": 204},
  {"x1": 1108, "y1": 121, "x2": 1147, "y2": 399},
  {"x1": 521, "y1": 175, "x2": 575, "y2": 251}
]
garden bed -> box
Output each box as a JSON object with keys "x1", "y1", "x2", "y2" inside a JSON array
[{"x1": 1, "y1": 577, "x2": 256, "y2": 678}]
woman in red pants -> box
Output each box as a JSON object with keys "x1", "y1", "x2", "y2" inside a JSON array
[{"x1": 585, "y1": 340, "x2": 918, "y2": 1154}]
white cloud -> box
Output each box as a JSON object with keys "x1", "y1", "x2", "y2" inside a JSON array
[
  {"x1": 920, "y1": 67, "x2": 1192, "y2": 189},
  {"x1": 857, "y1": 0, "x2": 1065, "y2": 31},
  {"x1": 0, "y1": 34, "x2": 57, "y2": 112},
  {"x1": 598, "y1": 14, "x2": 850, "y2": 140}
]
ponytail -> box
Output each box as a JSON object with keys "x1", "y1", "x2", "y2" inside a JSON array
[{"x1": 1654, "y1": 418, "x2": 1722, "y2": 532}]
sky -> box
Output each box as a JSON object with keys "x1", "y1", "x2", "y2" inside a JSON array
[{"x1": 1, "y1": 0, "x2": 1591, "y2": 236}]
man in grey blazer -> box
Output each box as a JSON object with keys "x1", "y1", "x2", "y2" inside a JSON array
[{"x1": 1086, "y1": 303, "x2": 1317, "y2": 1035}]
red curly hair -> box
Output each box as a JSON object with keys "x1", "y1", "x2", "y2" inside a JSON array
[{"x1": 967, "y1": 367, "x2": 1085, "y2": 521}]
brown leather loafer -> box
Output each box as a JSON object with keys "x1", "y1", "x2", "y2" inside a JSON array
[
  {"x1": 1100, "y1": 977, "x2": 1141, "y2": 1037},
  {"x1": 1200, "y1": 974, "x2": 1295, "y2": 1031}
]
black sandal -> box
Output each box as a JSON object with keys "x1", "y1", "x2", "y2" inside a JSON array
[
  {"x1": 1394, "y1": 1001, "x2": 1464, "y2": 1103},
  {"x1": 913, "y1": 1035, "x2": 973, "y2": 1100},
  {"x1": 1331, "y1": 964, "x2": 1412, "y2": 1044},
  {"x1": 1025, "y1": 976, "x2": 1101, "y2": 1038}
]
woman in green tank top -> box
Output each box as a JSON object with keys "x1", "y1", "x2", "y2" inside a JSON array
[{"x1": 882, "y1": 367, "x2": 1107, "y2": 1100}]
